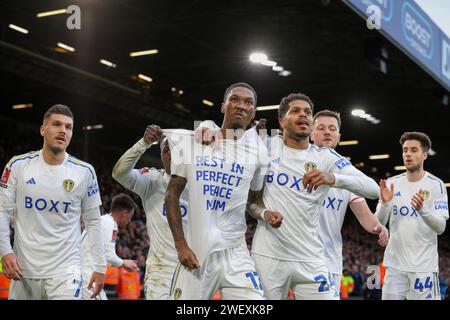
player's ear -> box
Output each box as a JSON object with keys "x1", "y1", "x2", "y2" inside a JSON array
[
  {"x1": 279, "y1": 117, "x2": 285, "y2": 130},
  {"x1": 423, "y1": 151, "x2": 428, "y2": 161},
  {"x1": 337, "y1": 133, "x2": 341, "y2": 144},
  {"x1": 40, "y1": 125, "x2": 45, "y2": 137},
  {"x1": 221, "y1": 103, "x2": 225, "y2": 115}
]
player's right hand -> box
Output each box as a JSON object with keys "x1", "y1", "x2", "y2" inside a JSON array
[
  {"x1": 373, "y1": 223, "x2": 389, "y2": 247},
  {"x1": 264, "y1": 210, "x2": 283, "y2": 228},
  {"x1": 122, "y1": 259, "x2": 139, "y2": 272},
  {"x1": 143, "y1": 124, "x2": 163, "y2": 145},
  {"x1": 379, "y1": 179, "x2": 394, "y2": 203},
  {"x1": 1, "y1": 253, "x2": 23, "y2": 281},
  {"x1": 88, "y1": 271, "x2": 105, "y2": 299},
  {"x1": 177, "y1": 245, "x2": 200, "y2": 270}
]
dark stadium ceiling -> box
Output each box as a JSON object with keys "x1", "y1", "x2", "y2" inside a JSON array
[{"x1": 0, "y1": 0, "x2": 449, "y2": 183}]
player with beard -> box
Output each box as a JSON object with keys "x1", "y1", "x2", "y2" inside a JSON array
[
  {"x1": 247, "y1": 93, "x2": 380, "y2": 299},
  {"x1": 376, "y1": 132, "x2": 448, "y2": 300}
]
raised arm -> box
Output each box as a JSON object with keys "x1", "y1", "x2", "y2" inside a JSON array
[{"x1": 112, "y1": 125, "x2": 162, "y2": 190}]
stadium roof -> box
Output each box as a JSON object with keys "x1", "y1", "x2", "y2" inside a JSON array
[{"x1": 0, "y1": 0, "x2": 449, "y2": 182}]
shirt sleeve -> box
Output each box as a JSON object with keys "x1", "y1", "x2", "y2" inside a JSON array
[
  {"x1": 349, "y1": 192, "x2": 366, "y2": 204},
  {"x1": 102, "y1": 217, "x2": 123, "y2": 267},
  {"x1": 112, "y1": 138, "x2": 158, "y2": 197},
  {"x1": 375, "y1": 200, "x2": 392, "y2": 226},
  {"x1": 82, "y1": 168, "x2": 102, "y2": 212},
  {"x1": 418, "y1": 181, "x2": 448, "y2": 234},
  {"x1": 82, "y1": 207, "x2": 106, "y2": 274},
  {"x1": 0, "y1": 159, "x2": 17, "y2": 257},
  {"x1": 324, "y1": 149, "x2": 380, "y2": 199},
  {"x1": 250, "y1": 142, "x2": 270, "y2": 191}
]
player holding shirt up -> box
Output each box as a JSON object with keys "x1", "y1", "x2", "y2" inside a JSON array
[
  {"x1": 164, "y1": 82, "x2": 271, "y2": 300},
  {"x1": 248, "y1": 93, "x2": 380, "y2": 300},
  {"x1": 376, "y1": 132, "x2": 448, "y2": 300},
  {"x1": 0, "y1": 104, "x2": 106, "y2": 300},
  {"x1": 112, "y1": 125, "x2": 190, "y2": 300},
  {"x1": 310, "y1": 110, "x2": 389, "y2": 295}
]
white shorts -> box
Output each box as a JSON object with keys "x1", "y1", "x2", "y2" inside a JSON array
[
  {"x1": 144, "y1": 269, "x2": 173, "y2": 300},
  {"x1": 81, "y1": 285, "x2": 108, "y2": 300},
  {"x1": 170, "y1": 243, "x2": 265, "y2": 300},
  {"x1": 253, "y1": 254, "x2": 339, "y2": 300},
  {"x1": 9, "y1": 274, "x2": 83, "y2": 300},
  {"x1": 382, "y1": 267, "x2": 440, "y2": 300},
  {"x1": 332, "y1": 273, "x2": 342, "y2": 297}
]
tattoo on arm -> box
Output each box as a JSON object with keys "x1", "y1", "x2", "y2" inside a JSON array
[{"x1": 165, "y1": 175, "x2": 187, "y2": 248}]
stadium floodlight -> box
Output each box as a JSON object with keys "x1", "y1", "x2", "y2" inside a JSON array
[
  {"x1": 57, "y1": 42, "x2": 75, "y2": 52},
  {"x1": 338, "y1": 140, "x2": 359, "y2": 146},
  {"x1": 428, "y1": 148, "x2": 436, "y2": 156},
  {"x1": 8, "y1": 24, "x2": 29, "y2": 34},
  {"x1": 395, "y1": 166, "x2": 406, "y2": 171},
  {"x1": 369, "y1": 154, "x2": 390, "y2": 160},
  {"x1": 256, "y1": 105, "x2": 279, "y2": 111},
  {"x1": 279, "y1": 70, "x2": 291, "y2": 77},
  {"x1": 12, "y1": 103, "x2": 33, "y2": 110},
  {"x1": 249, "y1": 53, "x2": 268, "y2": 64},
  {"x1": 83, "y1": 124, "x2": 103, "y2": 131},
  {"x1": 129, "y1": 49, "x2": 159, "y2": 57},
  {"x1": 37, "y1": 9, "x2": 67, "y2": 18},
  {"x1": 100, "y1": 59, "x2": 116, "y2": 68},
  {"x1": 202, "y1": 99, "x2": 214, "y2": 107},
  {"x1": 138, "y1": 74, "x2": 152, "y2": 82},
  {"x1": 351, "y1": 109, "x2": 365, "y2": 117},
  {"x1": 261, "y1": 60, "x2": 277, "y2": 67},
  {"x1": 272, "y1": 65, "x2": 284, "y2": 72}
]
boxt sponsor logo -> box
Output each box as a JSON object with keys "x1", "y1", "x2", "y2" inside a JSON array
[{"x1": 402, "y1": 2, "x2": 434, "y2": 59}]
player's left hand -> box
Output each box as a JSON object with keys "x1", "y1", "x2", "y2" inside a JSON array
[
  {"x1": 411, "y1": 190, "x2": 424, "y2": 211},
  {"x1": 88, "y1": 271, "x2": 105, "y2": 299},
  {"x1": 302, "y1": 169, "x2": 336, "y2": 193},
  {"x1": 373, "y1": 223, "x2": 389, "y2": 247}
]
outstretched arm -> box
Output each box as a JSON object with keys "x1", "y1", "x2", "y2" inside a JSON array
[{"x1": 112, "y1": 125, "x2": 162, "y2": 190}]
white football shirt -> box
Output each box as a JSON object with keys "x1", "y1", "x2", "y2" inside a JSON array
[
  {"x1": 165, "y1": 128, "x2": 269, "y2": 265},
  {"x1": 252, "y1": 138, "x2": 379, "y2": 263},
  {"x1": 377, "y1": 172, "x2": 449, "y2": 272},
  {"x1": 0, "y1": 150, "x2": 102, "y2": 278},
  {"x1": 318, "y1": 188, "x2": 365, "y2": 274}
]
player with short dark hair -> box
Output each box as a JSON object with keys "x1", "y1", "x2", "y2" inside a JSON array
[
  {"x1": 0, "y1": 104, "x2": 106, "y2": 300},
  {"x1": 377, "y1": 132, "x2": 448, "y2": 300}
]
